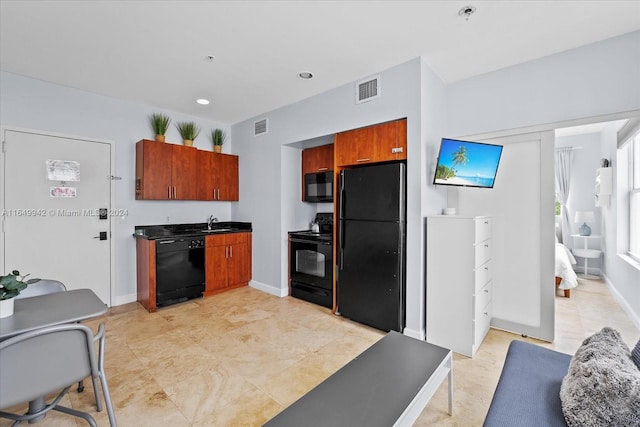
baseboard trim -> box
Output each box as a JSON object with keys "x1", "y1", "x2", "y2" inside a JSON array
[
  {"x1": 113, "y1": 293, "x2": 137, "y2": 307},
  {"x1": 250, "y1": 280, "x2": 288, "y2": 297},
  {"x1": 602, "y1": 273, "x2": 640, "y2": 330},
  {"x1": 403, "y1": 327, "x2": 425, "y2": 341}
]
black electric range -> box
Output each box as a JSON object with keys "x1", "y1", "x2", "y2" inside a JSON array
[{"x1": 288, "y1": 213, "x2": 334, "y2": 308}]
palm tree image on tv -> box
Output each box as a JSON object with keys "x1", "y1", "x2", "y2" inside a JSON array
[
  {"x1": 435, "y1": 145, "x2": 468, "y2": 180},
  {"x1": 434, "y1": 139, "x2": 503, "y2": 188}
]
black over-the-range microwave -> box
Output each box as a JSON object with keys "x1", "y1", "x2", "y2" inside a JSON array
[{"x1": 304, "y1": 171, "x2": 333, "y2": 202}]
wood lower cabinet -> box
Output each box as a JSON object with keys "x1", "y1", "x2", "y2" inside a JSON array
[
  {"x1": 205, "y1": 232, "x2": 252, "y2": 296},
  {"x1": 197, "y1": 151, "x2": 239, "y2": 201},
  {"x1": 334, "y1": 118, "x2": 407, "y2": 167},
  {"x1": 135, "y1": 139, "x2": 199, "y2": 200}
]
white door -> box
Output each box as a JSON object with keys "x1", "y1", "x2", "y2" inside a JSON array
[
  {"x1": 1, "y1": 129, "x2": 112, "y2": 305},
  {"x1": 456, "y1": 131, "x2": 555, "y2": 342}
]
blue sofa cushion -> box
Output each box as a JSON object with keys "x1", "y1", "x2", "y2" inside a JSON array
[
  {"x1": 560, "y1": 327, "x2": 640, "y2": 427},
  {"x1": 484, "y1": 340, "x2": 571, "y2": 427}
]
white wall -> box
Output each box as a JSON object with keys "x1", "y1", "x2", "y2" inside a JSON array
[
  {"x1": 602, "y1": 124, "x2": 640, "y2": 327},
  {"x1": 447, "y1": 31, "x2": 640, "y2": 336},
  {"x1": 0, "y1": 71, "x2": 233, "y2": 305},
  {"x1": 232, "y1": 58, "x2": 447, "y2": 338}
]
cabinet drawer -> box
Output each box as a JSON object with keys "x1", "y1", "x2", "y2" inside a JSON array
[
  {"x1": 474, "y1": 281, "x2": 492, "y2": 318},
  {"x1": 475, "y1": 217, "x2": 491, "y2": 243},
  {"x1": 205, "y1": 232, "x2": 248, "y2": 248},
  {"x1": 474, "y1": 239, "x2": 491, "y2": 267},
  {"x1": 473, "y1": 300, "x2": 491, "y2": 346},
  {"x1": 474, "y1": 260, "x2": 491, "y2": 291}
]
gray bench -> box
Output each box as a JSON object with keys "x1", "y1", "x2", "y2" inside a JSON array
[{"x1": 264, "y1": 331, "x2": 452, "y2": 427}]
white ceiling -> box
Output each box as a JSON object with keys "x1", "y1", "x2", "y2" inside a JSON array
[{"x1": 1, "y1": 1, "x2": 639, "y2": 124}]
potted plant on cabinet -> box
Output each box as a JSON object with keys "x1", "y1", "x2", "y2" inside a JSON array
[
  {"x1": 0, "y1": 270, "x2": 40, "y2": 318},
  {"x1": 211, "y1": 128, "x2": 226, "y2": 153},
  {"x1": 176, "y1": 121, "x2": 200, "y2": 147},
  {"x1": 150, "y1": 113, "x2": 171, "y2": 142}
]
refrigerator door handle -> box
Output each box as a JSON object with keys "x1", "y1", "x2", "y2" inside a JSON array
[{"x1": 339, "y1": 170, "x2": 345, "y2": 219}]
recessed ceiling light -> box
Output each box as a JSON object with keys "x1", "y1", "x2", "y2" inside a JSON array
[
  {"x1": 298, "y1": 71, "x2": 313, "y2": 80},
  {"x1": 196, "y1": 98, "x2": 210, "y2": 105}
]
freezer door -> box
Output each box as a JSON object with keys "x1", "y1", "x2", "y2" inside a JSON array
[
  {"x1": 339, "y1": 162, "x2": 405, "y2": 222},
  {"x1": 337, "y1": 220, "x2": 405, "y2": 332}
]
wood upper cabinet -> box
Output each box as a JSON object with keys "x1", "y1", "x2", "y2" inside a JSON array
[
  {"x1": 301, "y1": 143, "x2": 334, "y2": 200},
  {"x1": 302, "y1": 144, "x2": 334, "y2": 174},
  {"x1": 197, "y1": 152, "x2": 239, "y2": 201},
  {"x1": 136, "y1": 139, "x2": 239, "y2": 201},
  {"x1": 334, "y1": 118, "x2": 407, "y2": 167},
  {"x1": 135, "y1": 139, "x2": 198, "y2": 200},
  {"x1": 205, "y1": 232, "x2": 251, "y2": 296}
]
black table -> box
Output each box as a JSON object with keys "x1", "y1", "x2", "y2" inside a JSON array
[{"x1": 264, "y1": 331, "x2": 453, "y2": 427}]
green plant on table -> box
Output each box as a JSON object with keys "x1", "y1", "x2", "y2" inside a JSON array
[
  {"x1": 0, "y1": 270, "x2": 40, "y2": 300},
  {"x1": 176, "y1": 121, "x2": 200, "y2": 141}
]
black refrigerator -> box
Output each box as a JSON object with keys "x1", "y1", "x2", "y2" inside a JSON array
[{"x1": 337, "y1": 162, "x2": 406, "y2": 332}]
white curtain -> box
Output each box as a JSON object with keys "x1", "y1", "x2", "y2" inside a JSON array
[{"x1": 555, "y1": 148, "x2": 574, "y2": 245}]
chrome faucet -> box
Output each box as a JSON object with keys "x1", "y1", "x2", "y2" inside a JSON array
[{"x1": 208, "y1": 215, "x2": 218, "y2": 230}]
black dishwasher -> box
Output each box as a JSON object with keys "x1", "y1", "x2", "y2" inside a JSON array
[{"x1": 155, "y1": 237, "x2": 205, "y2": 307}]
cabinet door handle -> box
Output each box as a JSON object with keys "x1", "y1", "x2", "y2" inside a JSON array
[
  {"x1": 230, "y1": 246, "x2": 233, "y2": 258},
  {"x1": 168, "y1": 186, "x2": 171, "y2": 199},
  {"x1": 318, "y1": 167, "x2": 328, "y2": 171},
  {"x1": 217, "y1": 189, "x2": 220, "y2": 200},
  {"x1": 225, "y1": 247, "x2": 228, "y2": 258},
  {"x1": 173, "y1": 186, "x2": 177, "y2": 199},
  {"x1": 484, "y1": 289, "x2": 489, "y2": 293},
  {"x1": 391, "y1": 147, "x2": 403, "y2": 154},
  {"x1": 484, "y1": 244, "x2": 489, "y2": 248},
  {"x1": 356, "y1": 158, "x2": 370, "y2": 162}
]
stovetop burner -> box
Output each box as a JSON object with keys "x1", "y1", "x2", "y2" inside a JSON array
[{"x1": 288, "y1": 213, "x2": 333, "y2": 242}]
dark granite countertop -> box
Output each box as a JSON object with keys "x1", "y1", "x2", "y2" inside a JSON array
[{"x1": 133, "y1": 221, "x2": 252, "y2": 240}]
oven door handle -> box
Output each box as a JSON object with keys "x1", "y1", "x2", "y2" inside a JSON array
[{"x1": 289, "y1": 238, "x2": 332, "y2": 245}]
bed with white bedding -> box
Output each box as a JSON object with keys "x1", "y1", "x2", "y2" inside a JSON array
[{"x1": 555, "y1": 242, "x2": 578, "y2": 296}]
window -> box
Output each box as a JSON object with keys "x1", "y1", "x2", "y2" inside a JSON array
[
  {"x1": 630, "y1": 133, "x2": 640, "y2": 261},
  {"x1": 618, "y1": 118, "x2": 640, "y2": 264}
]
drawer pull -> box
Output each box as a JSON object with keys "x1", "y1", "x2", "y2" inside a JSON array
[
  {"x1": 356, "y1": 158, "x2": 370, "y2": 162},
  {"x1": 484, "y1": 220, "x2": 489, "y2": 224},
  {"x1": 484, "y1": 289, "x2": 489, "y2": 293},
  {"x1": 484, "y1": 266, "x2": 489, "y2": 270},
  {"x1": 484, "y1": 312, "x2": 489, "y2": 316},
  {"x1": 391, "y1": 147, "x2": 403, "y2": 154},
  {"x1": 484, "y1": 244, "x2": 489, "y2": 248},
  {"x1": 318, "y1": 167, "x2": 329, "y2": 171}
]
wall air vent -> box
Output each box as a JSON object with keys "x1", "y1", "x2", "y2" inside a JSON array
[
  {"x1": 254, "y1": 118, "x2": 268, "y2": 136},
  {"x1": 356, "y1": 76, "x2": 380, "y2": 104}
]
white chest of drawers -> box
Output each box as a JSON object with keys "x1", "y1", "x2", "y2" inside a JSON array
[{"x1": 426, "y1": 215, "x2": 492, "y2": 357}]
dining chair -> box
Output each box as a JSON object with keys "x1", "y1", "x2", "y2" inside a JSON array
[
  {"x1": 14, "y1": 279, "x2": 98, "y2": 398},
  {"x1": 0, "y1": 323, "x2": 117, "y2": 426},
  {"x1": 14, "y1": 278, "x2": 66, "y2": 298}
]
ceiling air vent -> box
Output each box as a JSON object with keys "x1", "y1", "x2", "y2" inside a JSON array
[
  {"x1": 254, "y1": 118, "x2": 268, "y2": 136},
  {"x1": 356, "y1": 76, "x2": 380, "y2": 104}
]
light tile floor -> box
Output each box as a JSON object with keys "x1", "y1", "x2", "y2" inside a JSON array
[{"x1": 2, "y1": 277, "x2": 638, "y2": 426}]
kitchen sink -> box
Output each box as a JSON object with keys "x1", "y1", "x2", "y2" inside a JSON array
[{"x1": 201, "y1": 228, "x2": 232, "y2": 233}]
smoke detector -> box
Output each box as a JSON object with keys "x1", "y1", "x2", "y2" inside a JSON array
[{"x1": 458, "y1": 5, "x2": 476, "y2": 20}]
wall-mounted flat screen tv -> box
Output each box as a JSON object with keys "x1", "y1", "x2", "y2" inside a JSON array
[{"x1": 433, "y1": 138, "x2": 503, "y2": 188}]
